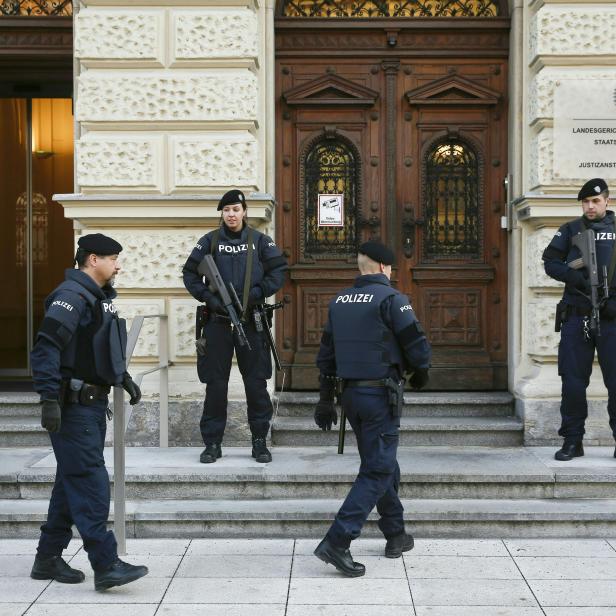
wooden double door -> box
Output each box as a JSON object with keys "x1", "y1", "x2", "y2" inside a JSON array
[{"x1": 275, "y1": 19, "x2": 509, "y2": 390}]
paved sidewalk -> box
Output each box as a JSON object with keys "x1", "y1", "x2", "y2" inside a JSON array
[{"x1": 2, "y1": 538, "x2": 616, "y2": 614}]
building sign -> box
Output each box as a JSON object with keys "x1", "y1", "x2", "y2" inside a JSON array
[
  {"x1": 554, "y1": 80, "x2": 616, "y2": 181},
  {"x1": 317, "y1": 194, "x2": 344, "y2": 227}
]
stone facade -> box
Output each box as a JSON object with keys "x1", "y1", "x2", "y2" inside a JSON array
[
  {"x1": 59, "y1": 0, "x2": 616, "y2": 445},
  {"x1": 512, "y1": 0, "x2": 616, "y2": 444},
  {"x1": 58, "y1": 0, "x2": 276, "y2": 443}
]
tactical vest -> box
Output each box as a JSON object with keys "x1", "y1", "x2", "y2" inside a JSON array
[
  {"x1": 330, "y1": 283, "x2": 403, "y2": 379},
  {"x1": 58, "y1": 280, "x2": 127, "y2": 385}
]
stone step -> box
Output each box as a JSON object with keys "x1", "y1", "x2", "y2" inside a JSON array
[
  {"x1": 6, "y1": 446, "x2": 616, "y2": 502},
  {"x1": 3, "y1": 497, "x2": 616, "y2": 539},
  {"x1": 0, "y1": 393, "x2": 40, "y2": 418},
  {"x1": 0, "y1": 417, "x2": 49, "y2": 447},
  {"x1": 274, "y1": 391, "x2": 515, "y2": 418},
  {"x1": 271, "y1": 416, "x2": 524, "y2": 447}
]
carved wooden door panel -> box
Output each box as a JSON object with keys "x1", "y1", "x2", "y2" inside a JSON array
[
  {"x1": 275, "y1": 13, "x2": 509, "y2": 390},
  {"x1": 276, "y1": 61, "x2": 386, "y2": 389},
  {"x1": 397, "y1": 69, "x2": 509, "y2": 390}
]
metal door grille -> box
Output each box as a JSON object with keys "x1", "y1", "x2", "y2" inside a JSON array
[
  {"x1": 424, "y1": 140, "x2": 480, "y2": 258},
  {"x1": 303, "y1": 138, "x2": 359, "y2": 259}
]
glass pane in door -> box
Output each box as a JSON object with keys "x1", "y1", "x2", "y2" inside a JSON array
[
  {"x1": 31, "y1": 98, "x2": 74, "y2": 341},
  {"x1": 0, "y1": 99, "x2": 28, "y2": 370}
]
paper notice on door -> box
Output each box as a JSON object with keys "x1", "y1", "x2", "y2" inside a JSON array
[{"x1": 317, "y1": 194, "x2": 344, "y2": 227}]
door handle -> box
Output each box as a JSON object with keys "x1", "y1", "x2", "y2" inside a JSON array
[{"x1": 401, "y1": 204, "x2": 424, "y2": 258}]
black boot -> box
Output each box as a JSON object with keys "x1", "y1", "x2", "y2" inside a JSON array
[
  {"x1": 31, "y1": 554, "x2": 85, "y2": 583},
  {"x1": 252, "y1": 437, "x2": 272, "y2": 463},
  {"x1": 94, "y1": 559, "x2": 149, "y2": 591},
  {"x1": 314, "y1": 536, "x2": 365, "y2": 577},
  {"x1": 385, "y1": 532, "x2": 414, "y2": 559},
  {"x1": 554, "y1": 440, "x2": 584, "y2": 461},
  {"x1": 200, "y1": 442, "x2": 222, "y2": 464}
]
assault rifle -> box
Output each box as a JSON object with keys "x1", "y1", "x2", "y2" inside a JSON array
[
  {"x1": 570, "y1": 229, "x2": 609, "y2": 336},
  {"x1": 252, "y1": 301, "x2": 284, "y2": 371},
  {"x1": 198, "y1": 254, "x2": 251, "y2": 350}
]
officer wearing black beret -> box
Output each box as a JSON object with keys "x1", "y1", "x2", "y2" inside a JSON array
[
  {"x1": 29, "y1": 233, "x2": 148, "y2": 590},
  {"x1": 182, "y1": 189, "x2": 288, "y2": 464},
  {"x1": 542, "y1": 179, "x2": 616, "y2": 461},
  {"x1": 313, "y1": 240, "x2": 431, "y2": 576}
]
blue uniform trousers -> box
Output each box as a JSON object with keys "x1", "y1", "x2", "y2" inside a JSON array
[
  {"x1": 37, "y1": 400, "x2": 117, "y2": 571},
  {"x1": 327, "y1": 386, "x2": 405, "y2": 548},
  {"x1": 197, "y1": 316, "x2": 273, "y2": 444},
  {"x1": 558, "y1": 315, "x2": 616, "y2": 440}
]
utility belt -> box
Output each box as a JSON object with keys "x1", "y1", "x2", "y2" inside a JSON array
[
  {"x1": 343, "y1": 377, "x2": 405, "y2": 417},
  {"x1": 59, "y1": 378, "x2": 110, "y2": 407},
  {"x1": 555, "y1": 301, "x2": 604, "y2": 332}
]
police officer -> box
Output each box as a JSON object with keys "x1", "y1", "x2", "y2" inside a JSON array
[
  {"x1": 182, "y1": 189, "x2": 288, "y2": 464},
  {"x1": 312, "y1": 240, "x2": 431, "y2": 577},
  {"x1": 543, "y1": 178, "x2": 616, "y2": 461},
  {"x1": 29, "y1": 233, "x2": 148, "y2": 591}
]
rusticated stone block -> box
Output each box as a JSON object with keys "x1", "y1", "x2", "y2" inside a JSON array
[
  {"x1": 526, "y1": 299, "x2": 559, "y2": 358},
  {"x1": 171, "y1": 133, "x2": 259, "y2": 189},
  {"x1": 81, "y1": 229, "x2": 202, "y2": 289},
  {"x1": 77, "y1": 71, "x2": 258, "y2": 122},
  {"x1": 530, "y1": 7, "x2": 616, "y2": 61},
  {"x1": 75, "y1": 9, "x2": 163, "y2": 63},
  {"x1": 526, "y1": 228, "x2": 562, "y2": 289},
  {"x1": 113, "y1": 298, "x2": 165, "y2": 359},
  {"x1": 76, "y1": 136, "x2": 163, "y2": 190},
  {"x1": 173, "y1": 9, "x2": 258, "y2": 61},
  {"x1": 169, "y1": 298, "x2": 201, "y2": 360}
]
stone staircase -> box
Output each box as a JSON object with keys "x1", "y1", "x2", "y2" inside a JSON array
[
  {"x1": 3, "y1": 445, "x2": 616, "y2": 539},
  {"x1": 5, "y1": 390, "x2": 613, "y2": 540},
  {"x1": 0, "y1": 391, "x2": 522, "y2": 448},
  {"x1": 0, "y1": 393, "x2": 47, "y2": 447},
  {"x1": 271, "y1": 391, "x2": 522, "y2": 447}
]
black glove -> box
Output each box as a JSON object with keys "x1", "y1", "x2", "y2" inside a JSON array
[
  {"x1": 41, "y1": 400, "x2": 61, "y2": 433},
  {"x1": 565, "y1": 269, "x2": 590, "y2": 294},
  {"x1": 314, "y1": 401, "x2": 337, "y2": 431},
  {"x1": 314, "y1": 375, "x2": 338, "y2": 431},
  {"x1": 601, "y1": 299, "x2": 616, "y2": 321},
  {"x1": 409, "y1": 368, "x2": 429, "y2": 390},
  {"x1": 122, "y1": 373, "x2": 142, "y2": 405},
  {"x1": 205, "y1": 294, "x2": 227, "y2": 316},
  {"x1": 248, "y1": 286, "x2": 264, "y2": 306}
]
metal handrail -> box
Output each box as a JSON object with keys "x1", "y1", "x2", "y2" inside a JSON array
[{"x1": 112, "y1": 314, "x2": 170, "y2": 555}]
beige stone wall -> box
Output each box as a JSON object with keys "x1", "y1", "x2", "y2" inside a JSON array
[
  {"x1": 512, "y1": 0, "x2": 616, "y2": 443},
  {"x1": 59, "y1": 0, "x2": 276, "y2": 405}
]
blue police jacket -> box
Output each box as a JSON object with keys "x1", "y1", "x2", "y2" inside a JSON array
[
  {"x1": 31, "y1": 269, "x2": 126, "y2": 401},
  {"x1": 316, "y1": 273, "x2": 431, "y2": 379},
  {"x1": 543, "y1": 211, "x2": 616, "y2": 308},
  {"x1": 182, "y1": 224, "x2": 288, "y2": 306}
]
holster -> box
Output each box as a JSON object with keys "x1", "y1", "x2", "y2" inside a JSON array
[
  {"x1": 384, "y1": 377, "x2": 405, "y2": 417},
  {"x1": 555, "y1": 300, "x2": 568, "y2": 332},
  {"x1": 61, "y1": 378, "x2": 110, "y2": 407},
  {"x1": 195, "y1": 304, "x2": 210, "y2": 340}
]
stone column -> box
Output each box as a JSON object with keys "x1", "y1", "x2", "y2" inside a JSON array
[
  {"x1": 57, "y1": 0, "x2": 275, "y2": 445},
  {"x1": 512, "y1": 0, "x2": 616, "y2": 444}
]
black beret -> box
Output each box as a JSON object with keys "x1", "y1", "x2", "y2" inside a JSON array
[
  {"x1": 77, "y1": 233, "x2": 122, "y2": 255},
  {"x1": 358, "y1": 240, "x2": 394, "y2": 266},
  {"x1": 578, "y1": 178, "x2": 608, "y2": 201},
  {"x1": 217, "y1": 189, "x2": 246, "y2": 211}
]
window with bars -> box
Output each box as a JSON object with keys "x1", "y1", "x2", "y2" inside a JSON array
[
  {"x1": 303, "y1": 138, "x2": 359, "y2": 259},
  {"x1": 280, "y1": 0, "x2": 500, "y2": 18},
  {"x1": 0, "y1": 0, "x2": 71, "y2": 16},
  {"x1": 424, "y1": 139, "x2": 481, "y2": 259}
]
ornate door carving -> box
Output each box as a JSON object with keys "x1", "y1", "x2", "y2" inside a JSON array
[{"x1": 275, "y1": 7, "x2": 509, "y2": 389}]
